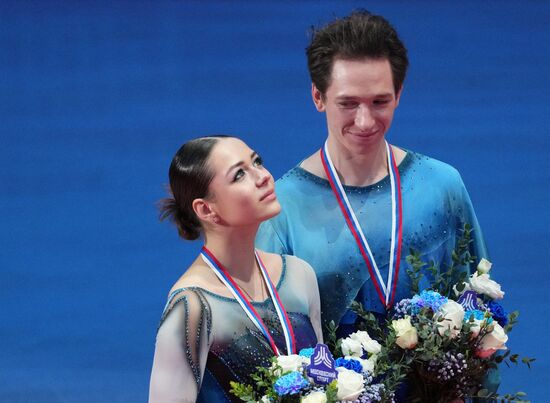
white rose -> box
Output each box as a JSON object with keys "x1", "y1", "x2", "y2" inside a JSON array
[
  {"x1": 259, "y1": 396, "x2": 271, "y2": 403},
  {"x1": 336, "y1": 368, "x2": 365, "y2": 400},
  {"x1": 341, "y1": 337, "x2": 363, "y2": 357},
  {"x1": 477, "y1": 258, "x2": 493, "y2": 274},
  {"x1": 436, "y1": 300, "x2": 465, "y2": 339},
  {"x1": 349, "y1": 331, "x2": 381, "y2": 355},
  {"x1": 476, "y1": 323, "x2": 508, "y2": 358},
  {"x1": 469, "y1": 272, "x2": 505, "y2": 300},
  {"x1": 391, "y1": 316, "x2": 418, "y2": 349},
  {"x1": 273, "y1": 354, "x2": 308, "y2": 375},
  {"x1": 301, "y1": 391, "x2": 327, "y2": 403},
  {"x1": 347, "y1": 354, "x2": 377, "y2": 373}
]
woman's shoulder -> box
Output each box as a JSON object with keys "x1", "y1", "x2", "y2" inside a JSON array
[
  {"x1": 159, "y1": 259, "x2": 215, "y2": 322},
  {"x1": 257, "y1": 250, "x2": 315, "y2": 280},
  {"x1": 168, "y1": 256, "x2": 232, "y2": 296}
]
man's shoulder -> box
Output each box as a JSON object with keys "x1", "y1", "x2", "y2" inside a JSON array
[
  {"x1": 273, "y1": 165, "x2": 320, "y2": 197},
  {"x1": 407, "y1": 149, "x2": 462, "y2": 181}
]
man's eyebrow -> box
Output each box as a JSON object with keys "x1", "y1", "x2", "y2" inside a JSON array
[
  {"x1": 226, "y1": 151, "x2": 257, "y2": 176},
  {"x1": 335, "y1": 93, "x2": 394, "y2": 99}
]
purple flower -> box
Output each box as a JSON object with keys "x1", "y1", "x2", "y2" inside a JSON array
[
  {"x1": 273, "y1": 371, "x2": 309, "y2": 396},
  {"x1": 487, "y1": 301, "x2": 508, "y2": 327},
  {"x1": 335, "y1": 357, "x2": 363, "y2": 373}
]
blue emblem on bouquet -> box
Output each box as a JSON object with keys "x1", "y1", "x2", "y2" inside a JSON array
[
  {"x1": 458, "y1": 290, "x2": 479, "y2": 310},
  {"x1": 307, "y1": 343, "x2": 337, "y2": 385}
]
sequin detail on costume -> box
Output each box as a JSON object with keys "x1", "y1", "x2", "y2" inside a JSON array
[{"x1": 158, "y1": 288, "x2": 213, "y2": 387}]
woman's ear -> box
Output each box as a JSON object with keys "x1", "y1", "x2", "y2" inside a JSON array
[{"x1": 192, "y1": 198, "x2": 221, "y2": 225}]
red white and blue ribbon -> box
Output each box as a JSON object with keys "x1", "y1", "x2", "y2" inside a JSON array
[
  {"x1": 320, "y1": 140, "x2": 403, "y2": 308},
  {"x1": 200, "y1": 246, "x2": 296, "y2": 355}
]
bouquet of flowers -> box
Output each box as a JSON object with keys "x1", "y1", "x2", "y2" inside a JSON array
[
  {"x1": 232, "y1": 225, "x2": 533, "y2": 402},
  {"x1": 230, "y1": 331, "x2": 395, "y2": 403},
  {"x1": 350, "y1": 224, "x2": 533, "y2": 402}
]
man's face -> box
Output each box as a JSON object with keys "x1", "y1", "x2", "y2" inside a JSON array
[{"x1": 312, "y1": 58, "x2": 401, "y2": 155}]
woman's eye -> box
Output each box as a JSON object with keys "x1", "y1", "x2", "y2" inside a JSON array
[
  {"x1": 233, "y1": 169, "x2": 245, "y2": 182},
  {"x1": 253, "y1": 156, "x2": 263, "y2": 167}
]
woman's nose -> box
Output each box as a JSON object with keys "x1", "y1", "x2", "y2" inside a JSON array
[{"x1": 255, "y1": 167, "x2": 270, "y2": 187}]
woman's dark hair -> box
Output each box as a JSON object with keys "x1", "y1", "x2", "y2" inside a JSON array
[
  {"x1": 159, "y1": 135, "x2": 229, "y2": 240},
  {"x1": 306, "y1": 10, "x2": 409, "y2": 97}
]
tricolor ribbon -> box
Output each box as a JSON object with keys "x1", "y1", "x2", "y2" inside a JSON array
[
  {"x1": 320, "y1": 140, "x2": 403, "y2": 308},
  {"x1": 200, "y1": 246, "x2": 296, "y2": 355}
]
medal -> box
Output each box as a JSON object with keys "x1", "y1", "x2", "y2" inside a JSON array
[
  {"x1": 201, "y1": 247, "x2": 296, "y2": 355},
  {"x1": 320, "y1": 140, "x2": 403, "y2": 308}
]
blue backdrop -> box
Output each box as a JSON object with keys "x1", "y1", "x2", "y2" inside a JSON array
[{"x1": 1, "y1": 1, "x2": 548, "y2": 401}]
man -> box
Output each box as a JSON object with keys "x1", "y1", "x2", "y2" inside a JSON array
[{"x1": 257, "y1": 10, "x2": 488, "y2": 338}]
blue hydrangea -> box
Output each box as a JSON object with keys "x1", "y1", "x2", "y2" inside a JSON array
[
  {"x1": 299, "y1": 347, "x2": 315, "y2": 359},
  {"x1": 273, "y1": 371, "x2": 309, "y2": 396},
  {"x1": 410, "y1": 290, "x2": 448, "y2": 314},
  {"x1": 487, "y1": 301, "x2": 508, "y2": 327},
  {"x1": 465, "y1": 309, "x2": 493, "y2": 324},
  {"x1": 335, "y1": 357, "x2": 363, "y2": 373}
]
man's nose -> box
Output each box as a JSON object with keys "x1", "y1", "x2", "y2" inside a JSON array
[{"x1": 355, "y1": 105, "x2": 375, "y2": 131}]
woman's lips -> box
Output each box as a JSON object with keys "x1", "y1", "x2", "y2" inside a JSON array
[{"x1": 260, "y1": 189, "x2": 276, "y2": 202}]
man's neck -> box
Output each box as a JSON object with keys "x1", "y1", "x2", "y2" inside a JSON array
[
  {"x1": 300, "y1": 137, "x2": 406, "y2": 187},
  {"x1": 326, "y1": 136, "x2": 388, "y2": 187}
]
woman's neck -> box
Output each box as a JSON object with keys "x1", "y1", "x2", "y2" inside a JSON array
[{"x1": 203, "y1": 226, "x2": 259, "y2": 283}]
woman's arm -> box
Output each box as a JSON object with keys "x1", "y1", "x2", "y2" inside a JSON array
[{"x1": 149, "y1": 289, "x2": 212, "y2": 403}]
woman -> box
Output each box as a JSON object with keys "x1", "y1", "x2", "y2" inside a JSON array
[{"x1": 149, "y1": 136, "x2": 322, "y2": 402}]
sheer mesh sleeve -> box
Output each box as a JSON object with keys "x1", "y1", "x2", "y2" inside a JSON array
[
  {"x1": 304, "y1": 260, "x2": 323, "y2": 343},
  {"x1": 149, "y1": 288, "x2": 212, "y2": 403},
  {"x1": 284, "y1": 255, "x2": 323, "y2": 343}
]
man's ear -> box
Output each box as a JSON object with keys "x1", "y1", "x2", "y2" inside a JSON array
[
  {"x1": 311, "y1": 83, "x2": 326, "y2": 112},
  {"x1": 192, "y1": 198, "x2": 219, "y2": 224}
]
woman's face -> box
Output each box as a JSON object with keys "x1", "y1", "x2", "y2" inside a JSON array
[{"x1": 205, "y1": 137, "x2": 280, "y2": 228}]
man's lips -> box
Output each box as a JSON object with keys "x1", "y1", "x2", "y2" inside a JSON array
[{"x1": 349, "y1": 131, "x2": 378, "y2": 137}]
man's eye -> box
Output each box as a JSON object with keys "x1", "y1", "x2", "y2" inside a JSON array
[
  {"x1": 253, "y1": 156, "x2": 263, "y2": 167},
  {"x1": 374, "y1": 99, "x2": 390, "y2": 106},
  {"x1": 339, "y1": 102, "x2": 357, "y2": 108},
  {"x1": 233, "y1": 169, "x2": 245, "y2": 181}
]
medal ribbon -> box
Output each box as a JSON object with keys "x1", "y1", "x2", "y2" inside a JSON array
[
  {"x1": 200, "y1": 246, "x2": 296, "y2": 355},
  {"x1": 320, "y1": 140, "x2": 403, "y2": 308}
]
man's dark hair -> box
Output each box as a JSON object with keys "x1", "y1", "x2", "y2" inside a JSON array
[{"x1": 306, "y1": 10, "x2": 409, "y2": 97}]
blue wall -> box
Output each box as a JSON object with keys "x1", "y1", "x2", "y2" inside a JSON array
[{"x1": 1, "y1": 1, "x2": 548, "y2": 401}]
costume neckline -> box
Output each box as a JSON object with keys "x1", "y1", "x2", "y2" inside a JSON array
[
  {"x1": 168, "y1": 254, "x2": 288, "y2": 305},
  {"x1": 293, "y1": 150, "x2": 413, "y2": 192}
]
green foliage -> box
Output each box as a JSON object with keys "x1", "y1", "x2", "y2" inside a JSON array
[
  {"x1": 230, "y1": 357, "x2": 282, "y2": 402},
  {"x1": 474, "y1": 387, "x2": 530, "y2": 402},
  {"x1": 350, "y1": 300, "x2": 384, "y2": 339},
  {"x1": 504, "y1": 311, "x2": 520, "y2": 333},
  {"x1": 229, "y1": 381, "x2": 256, "y2": 403},
  {"x1": 406, "y1": 248, "x2": 426, "y2": 295},
  {"x1": 325, "y1": 320, "x2": 339, "y2": 355},
  {"x1": 325, "y1": 380, "x2": 338, "y2": 403}
]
